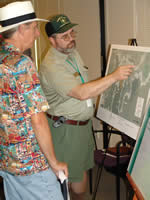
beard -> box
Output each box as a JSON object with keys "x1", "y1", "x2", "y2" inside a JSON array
[{"x1": 57, "y1": 40, "x2": 76, "y2": 54}]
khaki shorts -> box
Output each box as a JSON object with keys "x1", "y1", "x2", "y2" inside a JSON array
[{"x1": 47, "y1": 118, "x2": 95, "y2": 182}]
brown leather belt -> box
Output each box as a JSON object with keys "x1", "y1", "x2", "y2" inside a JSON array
[{"x1": 47, "y1": 113, "x2": 89, "y2": 126}]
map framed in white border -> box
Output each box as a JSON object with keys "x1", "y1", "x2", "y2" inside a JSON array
[{"x1": 97, "y1": 44, "x2": 150, "y2": 139}]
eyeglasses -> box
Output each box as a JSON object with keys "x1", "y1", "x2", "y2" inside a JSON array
[{"x1": 56, "y1": 30, "x2": 77, "y2": 41}]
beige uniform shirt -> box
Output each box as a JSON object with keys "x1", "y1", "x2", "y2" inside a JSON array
[{"x1": 39, "y1": 47, "x2": 94, "y2": 121}]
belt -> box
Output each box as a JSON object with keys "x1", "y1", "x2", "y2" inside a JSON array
[{"x1": 47, "y1": 114, "x2": 89, "y2": 126}]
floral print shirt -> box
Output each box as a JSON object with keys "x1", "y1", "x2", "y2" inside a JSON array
[{"x1": 0, "y1": 41, "x2": 49, "y2": 175}]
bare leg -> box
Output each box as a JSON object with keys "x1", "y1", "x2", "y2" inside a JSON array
[{"x1": 70, "y1": 171, "x2": 87, "y2": 200}]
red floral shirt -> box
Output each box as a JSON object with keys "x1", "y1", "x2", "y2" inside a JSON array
[{"x1": 0, "y1": 42, "x2": 49, "y2": 175}]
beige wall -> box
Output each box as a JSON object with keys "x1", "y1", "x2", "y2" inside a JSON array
[
  {"x1": 105, "y1": 0, "x2": 134, "y2": 51},
  {"x1": 105, "y1": 0, "x2": 150, "y2": 54}
]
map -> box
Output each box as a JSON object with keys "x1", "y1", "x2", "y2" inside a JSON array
[
  {"x1": 128, "y1": 101, "x2": 150, "y2": 199},
  {"x1": 97, "y1": 44, "x2": 150, "y2": 139}
]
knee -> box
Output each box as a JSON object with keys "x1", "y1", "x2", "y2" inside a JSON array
[
  {"x1": 71, "y1": 187, "x2": 86, "y2": 195},
  {"x1": 69, "y1": 172, "x2": 88, "y2": 197},
  {"x1": 70, "y1": 189, "x2": 86, "y2": 200},
  {"x1": 69, "y1": 182, "x2": 87, "y2": 195}
]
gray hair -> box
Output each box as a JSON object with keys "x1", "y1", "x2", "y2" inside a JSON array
[
  {"x1": 1, "y1": 26, "x2": 18, "y2": 39},
  {"x1": 1, "y1": 22, "x2": 32, "y2": 39}
]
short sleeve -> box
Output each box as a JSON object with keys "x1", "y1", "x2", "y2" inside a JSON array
[{"x1": 16, "y1": 56, "x2": 49, "y2": 117}]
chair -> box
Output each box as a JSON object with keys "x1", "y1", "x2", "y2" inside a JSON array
[{"x1": 91, "y1": 125, "x2": 135, "y2": 200}]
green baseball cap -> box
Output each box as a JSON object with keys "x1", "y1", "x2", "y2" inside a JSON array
[{"x1": 45, "y1": 14, "x2": 78, "y2": 37}]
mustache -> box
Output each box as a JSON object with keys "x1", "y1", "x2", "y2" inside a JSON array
[{"x1": 67, "y1": 40, "x2": 76, "y2": 47}]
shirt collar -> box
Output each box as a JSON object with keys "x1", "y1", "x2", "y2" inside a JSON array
[
  {"x1": 1, "y1": 41, "x2": 21, "y2": 53},
  {"x1": 51, "y1": 47, "x2": 74, "y2": 63}
]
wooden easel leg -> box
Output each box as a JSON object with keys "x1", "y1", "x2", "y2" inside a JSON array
[{"x1": 133, "y1": 194, "x2": 138, "y2": 200}]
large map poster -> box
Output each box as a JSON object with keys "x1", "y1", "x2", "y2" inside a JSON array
[{"x1": 97, "y1": 45, "x2": 150, "y2": 139}]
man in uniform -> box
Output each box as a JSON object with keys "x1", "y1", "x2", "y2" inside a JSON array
[{"x1": 39, "y1": 14, "x2": 134, "y2": 200}]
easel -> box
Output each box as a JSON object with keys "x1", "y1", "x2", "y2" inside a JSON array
[
  {"x1": 127, "y1": 38, "x2": 139, "y2": 200},
  {"x1": 128, "y1": 37, "x2": 149, "y2": 199},
  {"x1": 128, "y1": 38, "x2": 138, "y2": 46},
  {"x1": 126, "y1": 172, "x2": 144, "y2": 200},
  {"x1": 101, "y1": 38, "x2": 138, "y2": 199}
]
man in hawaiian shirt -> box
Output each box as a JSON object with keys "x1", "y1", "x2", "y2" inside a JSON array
[{"x1": 0, "y1": 2, "x2": 68, "y2": 200}]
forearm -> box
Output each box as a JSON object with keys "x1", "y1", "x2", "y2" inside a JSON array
[
  {"x1": 31, "y1": 112, "x2": 58, "y2": 167},
  {"x1": 68, "y1": 73, "x2": 116, "y2": 100},
  {"x1": 68, "y1": 65, "x2": 134, "y2": 100}
]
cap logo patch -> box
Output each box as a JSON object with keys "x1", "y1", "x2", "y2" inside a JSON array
[{"x1": 57, "y1": 16, "x2": 68, "y2": 24}]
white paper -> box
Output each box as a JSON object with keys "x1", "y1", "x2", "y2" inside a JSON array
[{"x1": 86, "y1": 99, "x2": 93, "y2": 107}]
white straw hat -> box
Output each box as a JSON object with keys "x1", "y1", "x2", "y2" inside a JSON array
[{"x1": 0, "y1": 1, "x2": 48, "y2": 33}]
